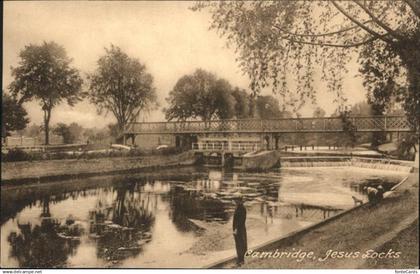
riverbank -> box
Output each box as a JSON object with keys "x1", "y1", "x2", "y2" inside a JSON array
[
  {"x1": 1, "y1": 151, "x2": 195, "y2": 186},
  {"x1": 212, "y1": 171, "x2": 418, "y2": 269}
]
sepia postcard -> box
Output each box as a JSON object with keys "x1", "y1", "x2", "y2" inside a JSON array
[{"x1": 1, "y1": 1, "x2": 419, "y2": 272}]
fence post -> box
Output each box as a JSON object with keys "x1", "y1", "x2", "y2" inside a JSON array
[{"x1": 384, "y1": 116, "x2": 387, "y2": 130}]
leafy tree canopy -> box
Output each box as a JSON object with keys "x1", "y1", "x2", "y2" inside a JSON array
[
  {"x1": 2, "y1": 93, "x2": 29, "y2": 137},
  {"x1": 165, "y1": 69, "x2": 236, "y2": 121},
  {"x1": 231, "y1": 87, "x2": 253, "y2": 119},
  {"x1": 165, "y1": 69, "x2": 294, "y2": 122},
  {"x1": 313, "y1": 106, "x2": 326, "y2": 118},
  {"x1": 53, "y1": 123, "x2": 76, "y2": 144},
  {"x1": 9, "y1": 41, "x2": 83, "y2": 144},
  {"x1": 194, "y1": 1, "x2": 420, "y2": 130},
  {"x1": 88, "y1": 45, "x2": 158, "y2": 131},
  {"x1": 255, "y1": 95, "x2": 284, "y2": 119}
]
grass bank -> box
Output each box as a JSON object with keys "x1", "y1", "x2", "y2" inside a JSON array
[
  {"x1": 1, "y1": 151, "x2": 196, "y2": 186},
  {"x1": 213, "y1": 171, "x2": 419, "y2": 269}
]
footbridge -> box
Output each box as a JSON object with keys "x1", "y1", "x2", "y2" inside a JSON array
[
  {"x1": 121, "y1": 115, "x2": 414, "y2": 150},
  {"x1": 124, "y1": 115, "x2": 413, "y2": 135}
]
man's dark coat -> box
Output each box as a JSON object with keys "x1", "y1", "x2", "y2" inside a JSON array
[{"x1": 233, "y1": 203, "x2": 247, "y2": 264}]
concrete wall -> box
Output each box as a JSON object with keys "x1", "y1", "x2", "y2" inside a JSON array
[
  {"x1": 4, "y1": 135, "x2": 63, "y2": 146},
  {"x1": 239, "y1": 150, "x2": 281, "y2": 170}
]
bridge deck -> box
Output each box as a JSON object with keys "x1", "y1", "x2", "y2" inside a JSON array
[{"x1": 125, "y1": 116, "x2": 413, "y2": 135}]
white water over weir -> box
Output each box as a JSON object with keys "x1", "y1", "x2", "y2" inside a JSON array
[{"x1": 280, "y1": 156, "x2": 413, "y2": 173}]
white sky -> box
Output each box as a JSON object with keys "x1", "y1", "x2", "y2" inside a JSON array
[{"x1": 3, "y1": 1, "x2": 367, "y2": 128}]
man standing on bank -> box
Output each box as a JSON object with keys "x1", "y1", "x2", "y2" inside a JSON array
[{"x1": 233, "y1": 195, "x2": 247, "y2": 266}]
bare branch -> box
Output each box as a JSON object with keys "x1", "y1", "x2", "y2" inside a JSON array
[
  {"x1": 354, "y1": 0, "x2": 404, "y2": 41},
  {"x1": 331, "y1": 1, "x2": 394, "y2": 44},
  {"x1": 273, "y1": 20, "x2": 373, "y2": 38},
  {"x1": 278, "y1": 34, "x2": 378, "y2": 48}
]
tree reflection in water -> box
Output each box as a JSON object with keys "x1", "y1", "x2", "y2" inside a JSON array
[
  {"x1": 166, "y1": 179, "x2": 230, "y2": 233},
  {"x1": 7, "y1": 198, "x2": 80, "y2": 268},
  {"x1": 88, "y1": 182, "x2": 156, "y2": 263}
]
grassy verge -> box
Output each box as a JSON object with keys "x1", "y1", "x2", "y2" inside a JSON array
[{"x1": 362, "y1": 220, "x2": 419, "y2": 269}]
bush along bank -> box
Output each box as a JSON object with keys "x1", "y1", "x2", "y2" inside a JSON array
[{"x1": 1, "y1": 146, "x2": 185, "y2": 162}]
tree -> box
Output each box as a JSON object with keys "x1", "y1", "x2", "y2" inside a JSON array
[
  {"x1": 53, "y1": 123, "x2": 75, "y2": 144},
  {"x1": 231, "y1": 87, "x2": 252, "y2": 118},
  {"x1": 165, "y1": 69, "x2": 236, "y2": 123},
  {"x1": 349, "y1": 101, "x2": 389, "y2": 147},
  {"x1": 9, "y1": 41, "x2": 83, "y2": 145},
  {"x1": 83, "y1": 126, "x2": 112, "y2": 144},
  {"x1": 349, "y1": 101, "x2": 373, "y2": 116},
  {"x1": 7, "y1": 218, "x2": 80, "y2": 267},
  {"x1": 313, "y1": 107, "x2": 326, "y2": 118},
  {"x1": 195, "y1": 1, "x2": 420, "y2": 131},
  {"x1": 255, "y1": 95, "x2": 282, "y2": 119},
  {"x1": 2, "y1": 93, "x2": 29, "y2": 137},
  {"x1": 213, "y1": 79, "x2": 236, "y2": 119},
  {"x1": 68, "y1": 123, "x2": 84, "y2": 143},
  {"x1": 339, "y1": 110, "x2": 357, "y2": 148},
  {"x1": 88, "y1": 45, "x2": 157, "y2": 132},
  {"x1": 108, "y1": 123, "x2": 120, "y2": 140},
  {"x1": 20, "y1": 124, "x2": 43, "y2": 139},
  {"x1": 311, "y1": 107, "x2": 326, "y2": 145}
]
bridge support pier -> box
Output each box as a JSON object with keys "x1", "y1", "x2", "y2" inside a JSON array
[
  {"x1": 274, "y1": 135, "x2": 280, "y2": 150},
  {"x1": 221, "y1": 152, "x2": 225, "y2": 167}
]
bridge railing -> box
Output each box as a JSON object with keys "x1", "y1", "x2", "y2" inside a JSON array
[
  {"x1": 126, "y1": 116, "x2": 412, "y2": 134},
  {"x1": 192, "y1": 142, "x2": 260, "y2": 152}
]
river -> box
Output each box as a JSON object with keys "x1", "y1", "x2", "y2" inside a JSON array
[{"x1": 0, "y1": 166, "x2": 406, "y2": 268}]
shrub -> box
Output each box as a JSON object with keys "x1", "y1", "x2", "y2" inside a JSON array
[
  {"x1": 158, "y1": 146, "x2": 184, "y2": 155},
  {"x1": 1, "y1": 145, "x2": 186, "y2": 162},
  {"x1": 128, "y1": 149, "x2": 145, "y2": 157},
  {"x1": 4, "y1": 148, "x2": 30, "y2": 162}
]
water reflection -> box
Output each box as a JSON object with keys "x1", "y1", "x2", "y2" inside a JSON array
[
  {"x1": 168, "y1": 185, "x2": 229, "y2": 233},
  {"x1": 88, "y1": 183, "x2": 157, "y2": 263},
  {"x1": 1, "y1": 167, "x2": 404, "y2": 268},
  {"x1": 7, "y1": 198, "x2": 80, "y2": 268}
]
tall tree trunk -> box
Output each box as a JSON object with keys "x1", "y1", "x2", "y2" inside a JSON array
[
  {"x1": 43, "y1": 108, "x2": 51, "y2": 145},
  {"x1": 396, "y1": 40, "x2": 420, "y2": 132},
  {"x1": 404, "y1": 63, "x2": 420, "y2": 132}
]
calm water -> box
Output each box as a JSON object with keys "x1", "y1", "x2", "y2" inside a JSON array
[{"x1": 0, "y1": 166, "x2": 406, "y2": 268}]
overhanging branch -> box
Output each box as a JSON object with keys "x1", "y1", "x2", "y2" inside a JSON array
[
  {"x1": 403, "y1": 0, "x2": 420, "y2": 18},
  {"x1": 331, "y1": 1, "x2": 394, "y2": 45},
  {"x1": 278, "y1": 34, "x2": 378, "y2": 48},
  {"x1": 354, "y1": 0, "x2": 404, "y2": 41},
  {"x1": 273, "y1": 20, "x2": 373, "y2": 38}
]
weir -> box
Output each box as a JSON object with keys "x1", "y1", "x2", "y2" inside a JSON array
[
  {"x1": 280, "y1": 156, "x2": 413, "y2": 172},
  {"x1": 195, "y1": 147, "x2": 415, "y2": 171}
]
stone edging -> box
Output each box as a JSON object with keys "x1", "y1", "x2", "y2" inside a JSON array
[{"x1": 1, "y1": 153, "x2": 196, "y2": 187}]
